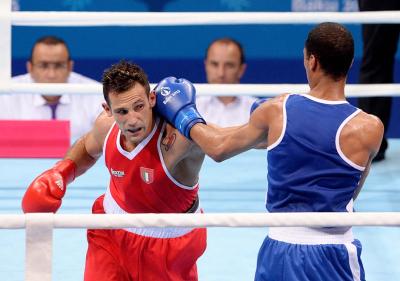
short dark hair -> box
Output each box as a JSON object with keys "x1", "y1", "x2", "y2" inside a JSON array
[
  {"x1": 205, "y1": 37, "x2": 246, "y2": 64},
  {"x1": 102, "y1": 60, "x2": 150, "y2": 105},
  {"x1": 305, "y1": 22, "x2": 354, "y2": 80},
  {"x1": 30, "y1": 35, "x2": 70, "y2": 61}
]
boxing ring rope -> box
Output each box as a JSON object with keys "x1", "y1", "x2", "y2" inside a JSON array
[
  {"x1": 1, "y1": 83, "x2": 400, "y2": 97},
  {"x1": 2, "y1": 212, "x2": 400, "y2": 229},
  {"x1": 10, "y1": 11, "x2": 400, "y2": 26},
  {"x1": 1, "y1": 1, "x2": 400, "y2": 280}
]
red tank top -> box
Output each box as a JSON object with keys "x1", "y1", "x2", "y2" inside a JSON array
[{"x1": 103, "y1": 118, "x2": 199, "y2": 213}]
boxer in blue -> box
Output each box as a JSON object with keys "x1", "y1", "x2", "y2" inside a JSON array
[{"x1": 154, "y1": 22, "x2": 384, "y2": 281}]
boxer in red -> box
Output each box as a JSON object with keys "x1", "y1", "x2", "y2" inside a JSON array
[{"x1": 22, "y1": 60, "x2": 207, "y2": 281}]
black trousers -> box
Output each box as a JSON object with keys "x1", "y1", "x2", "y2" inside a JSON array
[{"x1": 358, "y1": 0, "x2": 400, "y2": 155}]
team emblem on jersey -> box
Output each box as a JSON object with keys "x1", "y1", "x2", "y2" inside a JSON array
[{"x1": 140, "y1": 167, "x2": 154, "y2": 184}]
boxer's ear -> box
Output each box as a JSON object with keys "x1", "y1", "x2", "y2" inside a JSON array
[
  {"x1": 149, "y1": 91, "x2": 156, "y2": 108},
  {"x1": 102, "y1": 102, "x2": 112, "y2": 117}
]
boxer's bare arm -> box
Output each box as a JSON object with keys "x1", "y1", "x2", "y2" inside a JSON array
[
  {"x1": 350, "y1": 113, "x2": 384, "y2": 200},
  {"x1": 64, "y1": 111, "x2": 113, "y2": 177}
]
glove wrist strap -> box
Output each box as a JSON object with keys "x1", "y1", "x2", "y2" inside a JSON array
[
  {"x1": 175, "y1": 107, "x2": 206, "y2": 139},
  {"x1": 54, "y1": 159, "x2": 77, "y2": 184}
]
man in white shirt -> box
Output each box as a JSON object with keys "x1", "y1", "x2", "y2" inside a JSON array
[
  {"x1": 196, "y1": 37, "x2": 257, "y2": 126},
  {"x1": 0, "y1": 36, "x2": 103, "y2": 140}
]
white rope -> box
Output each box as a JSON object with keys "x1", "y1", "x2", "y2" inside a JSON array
[
  {"x1": 10, "y1": 11, "x2": 400, "y2": 26},
  {"x1": 1, "y1": 82, "x2": 400, "y2": 98},
  {"x1": 1, "y1": 212, "x2": 400, "y2": 229}
]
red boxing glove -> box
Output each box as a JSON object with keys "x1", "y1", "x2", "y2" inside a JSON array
[{"x1": 22, "y1": 159, "x2": 77, "y2": 213}]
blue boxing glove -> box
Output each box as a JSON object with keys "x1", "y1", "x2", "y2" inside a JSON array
[
  {"x1": 154, "y1": 77, "x2": 205, "y2": 139},
  {"x1": 250, "y1": 98, "x2": 269, "y2": 114}
]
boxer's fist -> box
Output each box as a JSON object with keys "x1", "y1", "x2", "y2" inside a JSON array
[
  {"x1": 250, "y1": 98, "x2": 269, "y2": 114},
  {"x1": 22, "y1": 159, "x2": 76, "y2": 213},
  {"x1": 154, "y1": 77, "x2": 205, "y2": 139}
]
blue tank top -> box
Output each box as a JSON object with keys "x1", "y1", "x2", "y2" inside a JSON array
[{"x1": 266, "y1": 94, "x2": 364, "y2": 213}]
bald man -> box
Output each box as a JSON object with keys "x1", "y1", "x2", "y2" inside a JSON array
[{"x1": 196, "y1": 38, "x2": 257, "y2": 126}]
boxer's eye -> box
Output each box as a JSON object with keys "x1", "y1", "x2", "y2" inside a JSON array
[
  {"x1": 115, "y1": 109, "x2": 128, "y2": 115},
  {"x1": 134, "y1": 104, "x2": 144, "y2": 112}
]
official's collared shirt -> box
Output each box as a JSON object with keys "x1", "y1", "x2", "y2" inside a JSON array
[
  {"x1": 0, "y1": 72, "x2": 104, "y2": 140},
  {"x1": 196, "y1": 95, "x2": 257, "y2": 127}
]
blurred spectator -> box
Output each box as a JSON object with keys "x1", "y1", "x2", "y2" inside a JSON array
[
  {"x1": 196, "y1": 38, "x2": 257, "y2": 126},
  {"x1": 358, "y1": 0, "x2": 400, "y2": 162},
  {"x1": 0, "y1": 36, "x2": 103, "y2": 140}
]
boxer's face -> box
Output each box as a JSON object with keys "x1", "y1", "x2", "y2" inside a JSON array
[
  {"x1": 104, "y1": 83, "x2": 156, "y2": 146},
  {"x1": 205, "y1": 41, "x2": 246, "y2": 84}
]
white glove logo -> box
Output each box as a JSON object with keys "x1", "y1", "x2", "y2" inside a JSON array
[
  {"x1": 162, "y1": 88, "x2": 181, "y2": 105},
  {"x1": 55, "y1": 178, "x2": 64, "y2": 191},
  {"x1": 160, "y1": 87, "x2": 171, "y2": 97}
]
